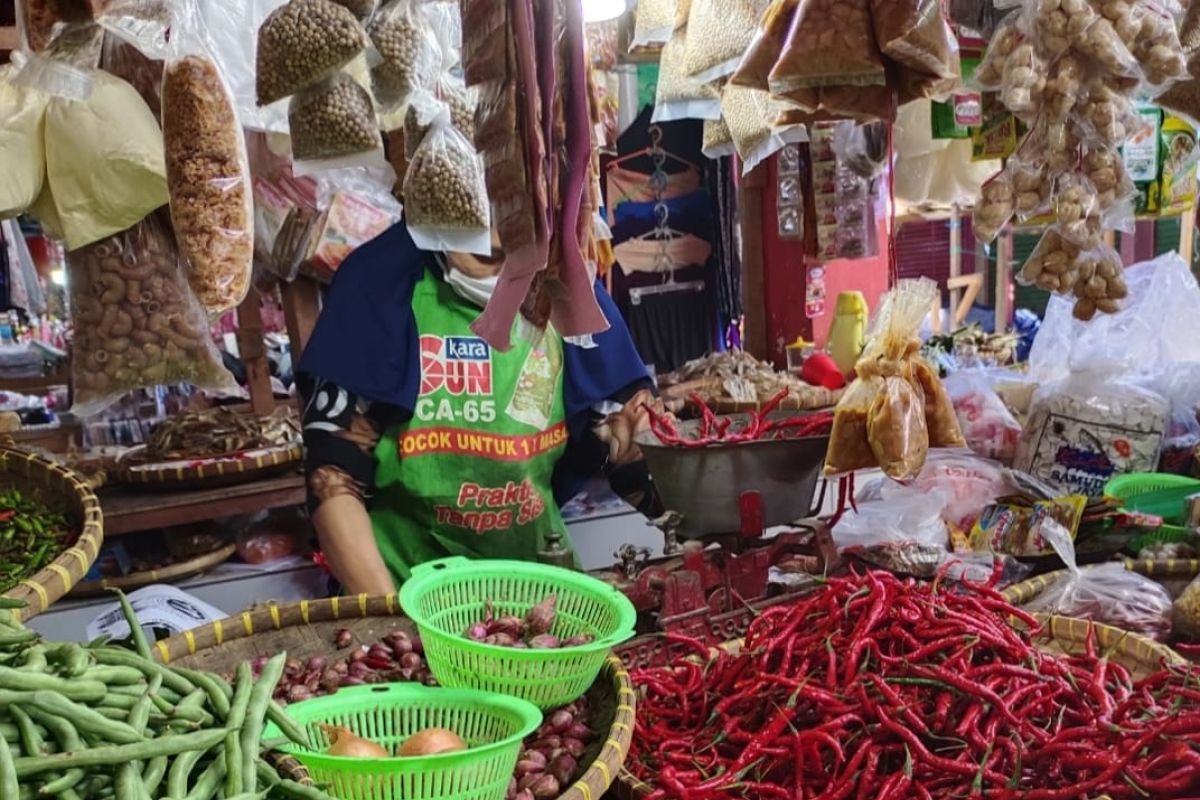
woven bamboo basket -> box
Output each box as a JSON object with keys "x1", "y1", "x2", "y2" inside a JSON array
[
  {"x1": 70, "y1": 542, "x2": 237, "y2": 597},
  {"x1": 0, "y1": 446, "x2": 103, "y2": 621},
  {"x1": 616, "y1": 618, "x2": 1182, "y2": 798},
  {"x1": 153, "y1": 595, "x2": 635, "y2": 800},
  {"x1": 1004, "y1": 559, "x2": 1200, "y2": 605}
]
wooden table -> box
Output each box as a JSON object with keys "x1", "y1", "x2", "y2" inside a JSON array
[{"x1": 100, "y1": 473, "x2": 307, "y2": 537}]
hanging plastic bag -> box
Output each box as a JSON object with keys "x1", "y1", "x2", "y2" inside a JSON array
[
  {"x1": 997, "y1": 36, "x2": 1046, "y2": 121},
  {"x1": 972, "y1": 170, "x2": 1015, "y2": 244},
  {"x1": 43, "y1": 67, "x2": 167, "y2": 250},
  {"x1": 827, "y1": 278, "x2": 939, "y2": 481},
  {"x1": 1022, "y1": 517, "x2": 1173, "y2": 641},
  {"x1": 944, "y1": 371, "x2": 1024, "y2": 465},
  {"x1": 701, "y1": 117, "x2": 735, "y2": 159},
  {"x1": 971, "y1": 13, "x2": 1023, "y2": 90},
  {"x1": 330, "y1": 0, "x2": 378, "y2": 21},
  {"x1": 911, "y1": 357, "x2": 966, "y2": 448},
  {"x1": 731, "y1": 0, "x2": 796, "y2": 91},
  {"x1": 833, "y1": 484, "x2": 950, "y2": 575},
  {"x1": 1077, "y1": 80, "x2": 1146, "y2": 146},
  {"x1": 1157, "y1": 362, "x2": 1200, "y2": 473},
  {"x1": 100, "y1": 28, "x2": 162, "y2": 119},
  {"x1": 368, "y1": 0, "x2": 442, "y2": 112},
  {"x1": 402, "y1": 99, "x2": 491, "y2": 254},
  {"x1": 652, "y1": 26, "x2": 721, "y2": 123},
  {"x1": 256, "y1": 0, "x2": 369, "y2": 106},
  {"x1": 722, "y1": 84, "x2": 786, "y2": 174},
  {"x1": 630, "y1": 0, "x2": 677, "y2": 49},
  {"x1": 769, "y1": 0, "x2": 886, "y2": 93},
  {"x1": 162, "y1": 0, "x2": 254, "y2": 316},
  {"x1": 1043, "y1": 52, "x2": 1086, "y2": 125},
  {"x1": 871, "y1": 0, "x2": 960, "y2": 82},
  {"x1": 1082, "y1": 145, "x2": 1137, "y2": 225},
  {"x1": 1053, "y1": 173, "x2": 1103, "y2": 252},
  {"x1": 683, "y1": 0, "x2": 770, "y2": 85},
  {"x1": 67, "y1": 212, "x2": 240, "y2": 418},
  {"x1": 0, "y1": 65, "x2": 49, "y2": 220},
  {"x1": 1132, "y1": 1, "x2": 1189, "y2": 91},
  {"x1": 12, "y1": 20, "x2": 103, "y2": 100},
  {"x1": 289, "y1": 72, "x2": 383, "y2": 164},
  {"x1": 15, "y1": 0, "x2": 93, "y2": 54},
  {"x1": 1023, "y1": 0, "x2": 1097, "y2": 62}
]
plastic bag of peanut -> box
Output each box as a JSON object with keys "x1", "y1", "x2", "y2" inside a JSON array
[{"x1": 769, "y1": 0, "x2": 886, "y2": 92}]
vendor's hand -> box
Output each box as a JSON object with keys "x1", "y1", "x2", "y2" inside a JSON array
[{"x1": 596, "y1": 389, "x2": 662, "y2": 467}]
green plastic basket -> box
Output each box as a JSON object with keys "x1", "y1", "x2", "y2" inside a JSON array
[
  {"x1": 1105, "y1": 473, "x2": 1200, "y2": 550},
  {"x1": 399, "y1": 557, "x2": 638, "y2": 710},
  {"x1": 263, "y1": 683, "x2": 541, "y2": 800}
]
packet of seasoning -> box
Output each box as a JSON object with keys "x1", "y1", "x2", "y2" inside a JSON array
[{"x1": 967, "y1": 495, "x2": 1087, "y2": 556}]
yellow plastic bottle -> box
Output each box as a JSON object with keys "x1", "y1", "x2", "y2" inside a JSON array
[{"x1": 827, "y1": 291, "x2": 868, "y2": 376}]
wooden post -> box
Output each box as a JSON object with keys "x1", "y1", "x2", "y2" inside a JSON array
[
  {"x1": 741, "y1": 163, "x2": 767, "y2": 359},
  {"x1": 994, "y1": 228, "x2": 1013, "y2": 333},
  {"x1": 281, "y1": 277, "x2": 323, "y2": 363},
  {"x1": 947, "y1": 205, "x2": 962, "y2": 334},
  {"x1": 1180, "y1": 210, "x2": 1196, "y2": 266},
  {"x1": 236, "y1": 289, "x2": 275, "y2": 416}
]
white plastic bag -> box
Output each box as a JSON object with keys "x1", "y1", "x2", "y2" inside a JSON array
[
  {"x1": 834, "y1": 483, "x2": 950, "y2": 575},
  {"x1": 1023, "y1": 515, "x2": 1174, "y2": 641},
  {"x1": 944, "y1": 370, "x2": 1024, "y2": 465}
]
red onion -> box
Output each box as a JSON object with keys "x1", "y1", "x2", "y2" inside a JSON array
[
  {"x1": 333, "y1": 628, "x2": 353, "y2": 648},
  {"x1": 563, "y1": 738, "x2": 585, "y2": 758},
  {"x1": 547, "y1": 710, "x2": 573, "y2": 734},
  {"x1": 514, "y1": 791, "x2": 534, "y2": 800},
  {"x1": 467, "y1": 623, "x2": 490, "y2": 641},
  {"x1": 527, "y1": 774, "x2": 560, "y2": 799},
  {"x1": 348, "y1": 649, "x2": 368, "y2": 664},
  {"x1": 307, "y1": 655, "x2": 327, "y2": 672},
  {"x1": 483, "y1": 632, "x2": 518, "y2": 647},
  {"x1": 525, "y1": 595, "x2": 557, "y2": 637},
  {"x1": 562, "y1": 633, "x2": 595, "y2": 647},
  {"x1": 564, "y1": 722, "x2": 591, "y2": 741},
  {"x1": 549, "y1": 753, "x2": 577, "y2": 785},
  {"x1": 400, "y1": 652, "x2": 423, "y2": 670},
  {"x1": 528, "y1": 635, "x2": 561, "y2": 649},
  {"x1": 519, "y1": 750, "x2": 547, "y2": 769}
]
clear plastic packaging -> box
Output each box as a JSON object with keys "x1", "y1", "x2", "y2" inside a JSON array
[
  {"x1": 100, "y1": 30, "x2": 162, "y2": 118},
  {"x1": 1053, "y1": 173, "x2": 1103, "y2": 251},
  {"x1": 871, "y1": 0, "x2": 960, "y2": 81},
  {"x1": 652, "y1": 25, "x2": 722, "y2": 123},
  {"x1": 1042, "y1": 52, "x2": 1086, "y2": 124},
  {"x1": 0, "y1": 65, "x2": 49, "y2": 220},
  {"x1": 722, "y1": 84, "x2": 784, "y2": 174},
  {"x1": 912, "y1": 357, "x2": 967, "y2": 448},
  {"x1": 16, "y1": 0, "x2": 93, "y2": 54},
  {"x1": 1074, "y1": 14, "x2": 1144, "y2": 79},
  {"x1": 730, "y1": 0, "x2": 796, "y2": 91},
  {"x1": 631, "y1": 0, "x2": 677, "y2": 49},
  {"x1": 944, "y1": 371, "x2": 1024, "y2": 464},
  {"x1": 972, "y1": 171, "x2": 1015, "y2": 244},
  {"x1": 768, "y1": 0, "x2": 886, "y2": 92},
  {"x1": 289, "y1": 72, "x2": 383, "y2": 162},
  {"x1": 402, "y1": 100, "x2": 491, "y2": 255},
  {"x1": 999, "y1": 39, "x2": 1047, "y2": 120},
  {"x1": 12, "y1": 20, "x2": 103, "y2": 101},
  {"x1": 832, "y1": 483, "x2": 950, "y2": 565},
  {"x1": 683, "y1": 0, "x2": 769, "y2": 85},
  {"x1": 1024, "y1": 0, "x2": 1098, "y2": 61},
  {"x1": 255, "y1": 0, "x2": 368, "y2": 106},
  {"x1": 701, "y1": 117, "x2": 735, "y2": 159},
  {"x1": 1077, "y1": 81, "x2": 1146, "y2": 145},
  {"x1": 972, "y1": 14, "x2": 1023, "y2": 90},
  {"x1": 1082, "y1": 145, "x2": 1137, "y2": 220},
  {"x1": 1131, "y1": 0, "x2": 1189, "y2": 90},
  {"x1": 827, "y1": 278, "x2": 940, "y2": 481},
  {"x1": 67, "y1": 212, "x2": 240, "y2": 418},
  {"x1": 329, "y1": 0, "x2": 378, "y2": 21},
  {"x1": 162, "y1": 0, "x2": 254, "y2": 317},
  {"x1": 368, "y1": 0, "x2": 442, "y2": 112},
  {"x1": 1019, "y1": 227, "x2": 1083, "y2": 295},
  {"x1": 1007, "y1": 145, "x2": 1052, "y2": 222}
]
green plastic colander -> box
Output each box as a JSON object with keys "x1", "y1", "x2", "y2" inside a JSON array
[
  {"x1": 263, "y1": 683, "x2": 541, "y2": 800},
  {"x1": 1105, "y1": 473, "x2": 1200, "y2": 550},
  {"x1": 399, "y1": 557, "x2": 637, "y2": 709}
]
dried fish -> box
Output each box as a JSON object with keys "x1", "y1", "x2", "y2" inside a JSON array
[
  {"x1": 662, "y1": 350, "x2": 840, "y2": 409},
  {"x1": 140, "y1": 407, "x2": 300, "y2": 461}
]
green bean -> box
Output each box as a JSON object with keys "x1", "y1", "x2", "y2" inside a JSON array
[
  {"x1": 175, "y1": 689, "x2": 212, "y2": 723},
  {"x1": 166, "y1": 746, "x2": 207, "y2": 798},
  {"x1": 265, "y1": 703, "x2": 311, "y2": 751},
  {"x1": 143, "y1": 754, "x2": 169, "y2": 795},
  {"x1": 0, "y1": 597, "x2": 26, "y2": 610},
  {"x1": 13, "y1": 727, "x2": 227, "y2": 778},
  {"x1": 0, "y1": 629, "x2": 37, "y2": 646},
  {"x1": 25, "y1": 703, "x2": 86, "y2": 796},
  {"x1": 19, "y1": 645, "x2": 46, "y2": 672},
  {"x1": 93, "y1": 649, "x2": 196, "y2": 696},
  {"x1": 224, "y1": 663, "x2": 254, "y2": 797},
  {"x1": 0, "y1": 731, "x2": 18, "y2": 799},
  {"x1": 48, "y1": 643, "x2": 90, "y2": 677},
  {"x1": 240, "y1": 653, "x2": 286, "y2": 794},
  {"x1": 128, "y1": 672, "x2": 161, "y2": 738},
  {"x1": 112, "y1": 590, "x2": 152, "y2": 661},
  {"x1": 182, "y1": 752, "x2": 226, "y2": 800},
  {"x1": 106, "y1": 683, "x2": 181, "y2": 703},
  {"x1": 171, "y1": 668, "x2": 232, "y2": 720},
  {"x1": 0, "y1": 668, "x2": 107, "y2": 700},
  {"x1": 0, "y1": 690, "x2": 142, "y2": 744},
  {"x1": 82, "y1": 665, "x2": 149, "y2": 686},
  {"x1": 271, "y1": 779, "x2": 339, "y2": 800},
  {"x1": 8, "y1": 706, "x2": 43, "y2": 758},
  {"x1": 254, "y1": 758, "x2": 282, "y2": 787}
]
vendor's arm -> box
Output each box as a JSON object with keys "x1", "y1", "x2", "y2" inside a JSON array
[{"x1": 301, "y1": 377, "x2": 396, "y2": 595}]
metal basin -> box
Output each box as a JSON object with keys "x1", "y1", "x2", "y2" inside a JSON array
[{"x1": 635, "y1": 412, "x2": 830, "y2": 536}]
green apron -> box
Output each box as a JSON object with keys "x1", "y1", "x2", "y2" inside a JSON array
[{"x1": 370, "y1": 269, "x2": 573, "y2": 585}]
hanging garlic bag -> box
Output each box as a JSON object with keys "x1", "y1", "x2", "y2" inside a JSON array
[
  {"x1": 68, "y1": 212, "x2": 240, "y2": 418},
  {"x1": 652, "y1": 25, "x2": 721, "y2": 123},
  {"x1": 402, "y1": 99, "x2": 491, "y2": 254},
  {"x1": 162, "y1": 0, "x2": 253, "y2": 316},
  {"x1": 684, "y1": 0, "x2": 770, "y2": 85}
]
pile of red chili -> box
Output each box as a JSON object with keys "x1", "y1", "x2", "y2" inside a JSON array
[
  {"x1": 646, "y1": 390, "x2": 834, "y2": 448},
  {"x1": 628, "y1": 568, "x2": 1200, "y2": 799}
]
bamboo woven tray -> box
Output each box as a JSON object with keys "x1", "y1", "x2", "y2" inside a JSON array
[
  {"x1": 153, "y1": 595, "x2": 635, "y2": 800},
  {"x1": 116, "y1": 442, "x2": 303, "y2": 490},
  {"x1": 1005, "y1": 559, "x2": 1200, "y2": 605},
  {"x1": 0, "y1": 446, "x2": 104, "y2": 621},
  {"x1": 69, "y1": 542, "x2": 237, "y2": 597},
  {"x1": 616, "y1": 617, "x2": 1182, "y2": 799}
]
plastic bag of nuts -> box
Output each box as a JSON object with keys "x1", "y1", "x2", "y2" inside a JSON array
[
  {"x1": 722, "y1": 84, "x2": 784, "y2": 173},
  {"x1": 1043, "y1": 53, "x2": 1087, "y2": 123},
  {"x1": 972, "y1": 171, "x2": 1016, "y2": 244},
  {"x1": 871, "y1": 0, "x2": 960, "y2": 82},
  {"x1": 1053, "y1": 173, "x2": 1104, "y2": 250},
  {"x1": 329, "y1": 0, "x2": 377, "y2": 21},
  {"x1": 162, "y1": 17, "x2": 254, "y2": 317},
  {"x1": 702, "y1": 116, "x2": 735, "y2": 159},
  {"x1": 652, "y1": 25, "x2": 721, "y2": 123},
  {"x1": 1076, "y1": 80, "x2": 1146, "y2": 144},
  {"x1": 1008, "y1": 158, "x2": 1052, "y2": 222},
  {"x1": 1070, "y1": 245, "x2": 1128, "y2": 320},
  {"x1": 631, "y1": 0, "x2": 677, "y2": 48},
  {"x1": 769, "y1": 0, "x2": 886, "y2": 92},
  {"x1": 402, "y1": 100, "x2": 491, "y2": 254},
  {"x1": 1023, "y1": 0, "x2": 1098, "y2": 61},
  {"x1": 972, "y1": 14, "x2": 1023, "y2": 89},
  {"x1": 289, "y1": 72, "x2": 382, "y2": 163},
  {"x1": 368, "y1": 0, "x2": 442, "y2": 112},
  {"x1": 1127, "y1": 1, "x2": 1189, "y2": 90},
  {"x1": 1082, "y1": 144, "x2": 1137, "y2": 217},
  {"x1": 999, "y1": 38, "x2": 1047, "y2": 120},
  {"x1": 1020, "y1": 227, "x2": 1084, "y2": 295},
  {"x1": 67, "y1": 212, "x2": 239, "y2": 417},
  {"x1": 731, "y1": 0, "x2": 797, "y2": 91},
  {"x1": 1072, "y1": 15, "x2": 1144, "y2": 78},
  {"x1": 256, "y1": 0, "x2": 368, "y2": 107},
  {"x1": 683, "y1": 0, "x2": 770, "y2": 84},
  {"x1": 15, "y1": 0, "x2": 94, "y2": 54}
]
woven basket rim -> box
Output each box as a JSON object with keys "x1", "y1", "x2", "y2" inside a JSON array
[
  {"x1": 0, "y1": 446, "x2": 104, "y2": 621},
  {"x1": 117, "y1": 442, "x2": 302, "y2": 486},
  {"x1": 71, "y1": 542, "x2": 237, "y2": 597},
  {"x1": 1004, "y1": 559, "x2": 1200, "y2": 607}
]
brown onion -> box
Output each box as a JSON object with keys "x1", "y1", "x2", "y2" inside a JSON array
[
  {"x1": 525, "y1": 595, "x2": 557, "y2": 636},
  {"x1": 399, "y1": 727, "x2": 468, "y2": 757},
  {"x1": 321, "y1": 724, "x2": 389, "y2": 758}
]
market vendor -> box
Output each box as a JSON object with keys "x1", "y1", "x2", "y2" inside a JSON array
[{"x1": 297, "y1": 222, "x2": 663, "y2": 594}]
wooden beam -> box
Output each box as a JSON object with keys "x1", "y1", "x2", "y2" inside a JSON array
[
  {"x1": 235, "y1": 289, "x2": 275, "y2": 416},
  {"x1": 741, "y1": 162, "x2": 767, "y2": 359},
  {"x1": 281, "y1": 277, "x2": 322, "y2": 363}
]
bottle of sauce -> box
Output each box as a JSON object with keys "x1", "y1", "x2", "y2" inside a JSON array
[{"x1": 827, "y1": 291, "x2": 868, "y2": 376}]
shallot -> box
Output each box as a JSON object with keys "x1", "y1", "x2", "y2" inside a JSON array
[{"x1": 464, "y1": 594, "x2": 596, "y2": 650}]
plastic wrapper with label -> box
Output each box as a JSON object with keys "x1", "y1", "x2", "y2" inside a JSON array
[
  {"x1": 769, "y1": 0, "x2": 886, "y2": 92},
  {"x1": 67, "y1": 213, "x2": 240, "y2": 418},
  {"x1": 162, "y1": 1, "x2": 254, "y2": 317},
  {"x1": 652, "y1": 25, "x2": 721, "y2": 123}
]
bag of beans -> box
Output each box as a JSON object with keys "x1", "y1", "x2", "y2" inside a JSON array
[
  {"x1": 652, "y1": 25, "x2": 721, "y2": 123},
  {"x1": 631, "y1": 0, "x2": 677, "y2": 48},
  {"x1": 721, "y1": 84, "x2": 787, "y2": 174},
  {"x1": 256, "y1": 0, "x2": 368, "y2": 106},
  {"x1": 769, "y1": 0, "x2": 886, "y2": 93},
  {"x1": 683, "y1": 0, "x2": 770, "y2": 84},
  {"x1": 402, "y1": 99, "x2": 491, "y2": 255},
  {"x1": 702, "y1": 117, "x2": 735, "y2": 159},
  {"x1": 731, "y1": 0, "x2": 797, "y2": 91},
  {"x1": 369, "y1": 0, "x2": 443, "y2": 112},
  {"x1": 162, "y1": 0, "x2": 253, "y2": 316},
  {"x1": 67, "y1": 211, "x2": 239, "y2": 418},
  {"x1": 289, "y1": 72, "x2": 383, "y2": 164}
]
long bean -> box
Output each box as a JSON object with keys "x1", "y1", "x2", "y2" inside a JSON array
[
  {"x1": 166, "y1": 746, "x2": 206, "y2": 798},
  {"x1": 0, "y1": 732, "x2": 19, "y2": 799},
  {"x1": 0, "y1": 691, "x2": 142, "y2": 744},
  {"x1": 169, "y1": 668, "x2": 231, "y2": 720},
  {"x1": 224, "y1": 663, "x2": 254, "y2": 797},
  {"x1": 25, "y1": 704, "x2": 86, "y2": 796},
  {"x1": 239, "y1": 654, "x2": 285, "y2": 793},
  {"x1": 112, "y1": 591, "x2": 151, "y2": 661},
  {"x1": 273, "y1": 779, "x2": 338, "y2": 800},
  {"x1": 92, "y1": 649, "x2": 195, "y2": 696},
  {"x1": 13, "y1": 728, "x2": 227, "y2": 778},
  {"x1": 182, "y1": 752, "x2": 226, "y2": 800},
  {"x1": 142, "y1": 754, "x2": 168, "y2": 796}
]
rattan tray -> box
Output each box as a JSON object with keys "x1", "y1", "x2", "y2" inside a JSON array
[
  {"x1": 70, "y1": 542, "x2": 237, "y2": 597},
  {"x1": 153, "y1": 595, "x2": 634, "y2": 800},
  {"x1": 117, "y1": 442, "x2": 303, "y2": 490},
  {"x1": 0, "y1": 446, "x2": 104, "y2": 621}
]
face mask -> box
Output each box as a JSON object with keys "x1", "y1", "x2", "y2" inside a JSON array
[{"x1": 443, "y1": 260, "x2": 498, "y2": 308}]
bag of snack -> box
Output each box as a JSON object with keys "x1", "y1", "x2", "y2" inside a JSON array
[
  {"x1": 67, "y1": 212, "x2": 240, "y2": 418},
  {"x1": 827, "y1": 278, "x2": 939, "y2": 481},
  {"x1": 256, "y1": 0, "x2": 368, "y2": 106},
  {"x1": 972, "y1": 170, "x2": 1015, "y2": 244},
  {"x1": 972, "y1": 13, "x2": 1023, "y2": 90},
  {"x1": 911, "y1": 357, "x2": 966, "y2": 448},
  {"x1": 731, "y1": 0, "x2": 797, "y2": 91},
  {"x1": 769, "y1": 0, "x2": 886, "y2": 92},
  {"x1": 368, "y1": 0, "x2": 442, "y2": 112},
  {"x1": 0, "y1": 65, "x2": 49, "y2": 220},
  {"x1": 402, "y1": 99, "x2": 491, "y2": 254},
  {"x1": 684, "y1": 0, "x2": 770, "y2": 85},
  {"x1": 871, "y1": 0, "x2": 960, "y2": 82},
  {"x1": 721, "y1": 83, "x2": 786, "y2": 174},
  {"x1": 162, "y1": 0, "x2": 253, "y2": 316},
  {"x1": 12, "y1": 17, "x2": 103, "y2": 100},
  {"x1": 289, "y1": 72, "x2": 383, "y2": 164},
  {"x1": 652, "y1": 25, "x2": 722, "y2": 122},
  {"x1": 631, "y1": 0, "x2": 677, "y2": 49},
  {"x1": 701, "y1": 117, "x2": 735, "y2": 159}
]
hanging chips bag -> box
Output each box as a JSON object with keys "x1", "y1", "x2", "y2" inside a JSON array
[
  {"x1": 768, "y1": 0, "x2": 886, "y2": 94},
  {"x1": 731, "y1": 0, "x2": 797, "y2": 91},
  {"x1": 827, "y1": 278, "x2": 939, "y2": 481}
]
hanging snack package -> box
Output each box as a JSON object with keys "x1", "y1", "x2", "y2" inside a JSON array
[
  {"x1": 972, "y1": 14, "x2": 1023, "y2": 90},
  {"x1": 256, "y1": 0, "x2": 368, "y2": 106},
  {"x1": 162, "y1": 1, "x2": 253, "y2": 316},
  {"x1": 1129, "y1": 1, "x2": 1188, "y2": 90},
  {"x1": 402, "y1": 100, "x2": 491, "y2": 254},
  {"x1": 769, "y1": 0, "x2": 886, "y2": 93},
  {"x1": 368, "y1": 0, "x2": 442, "y2": 112},
  {"x1": 630, "y1": 0, "x2": 676, "y2": 48},
  {"x1": 871, "y1": 0, "x2": 960, "y2": 82},
  {"x1": 1043, "y1": 53, "x2": 1086, "y2": 125},
  {"x1": 972, "y1": 170, "x2": 1015, "y2": 244},
  {"x1": 43, "y1": 68, "x2": 168, "y2": 250},
  {"x1": 1053, "y1": 172, "x2": 1104, "y2": 251},
  {"x1": 1024, "y1": 0, "x2": 1098, "y2": 61},
  {"x1": 702, "y1": 117, "x2": 735, "y2": 159},
  {"x1": 683, "y1": 0, "x2": 770, "y2": 85},
  {"x1": 910, "y1": 357, "x2": 966, "y2": 448},
  {"x1": 1077, "y1": 81, "x2": 1146, "y2": 145},
  {"x1": 1082, "y1": 144, "x2": 1137, "y2": 220},
  {"x1": 436, "y1": 74, "x2": 476, "y2": 143},
  {"x1": 731, "y1": 0, "x2": 797, "y2": 91},
  {"x1": 722, "y1": 84, "x2": 785, "y2": 174},
  {"x1": 67, "y1": 212, "x2": 240, "y2": 418},
  {"x1": 1008, "y1": 157, "x2": 1051, "y2": 222},
  {"x1": 13, "y1": 20, "x2": 103, "y2": 100},
  {"x1": 0, "y1": 65, "x2": 49, "y2": 220},
  {"x1": 652, "y1": 25, "x2": 721, "y2": 123},
  {"x1": 1073, "y1": 15, "x2": 1144, "y2": 80},
  {"x1": 998, "y1": 37, "x2": 1046, "y2": 121},
  {"x1": 16, "y1": 0, "x2": 93, "y2": 54},
  {"x1": 827, "y1": 279, "x2": 939, "y2": 481},
  {"x1": 289, "y1": 72, "x2": 383, "y2": 164}
]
